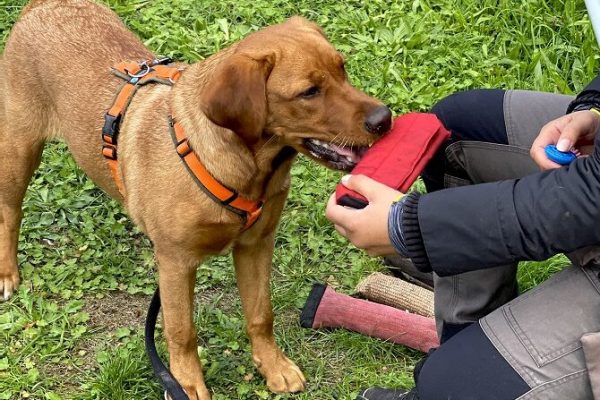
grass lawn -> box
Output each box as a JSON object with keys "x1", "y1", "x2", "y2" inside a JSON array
[{"x1": 0, "y1": 0, "x2": 594, "y2": 399}]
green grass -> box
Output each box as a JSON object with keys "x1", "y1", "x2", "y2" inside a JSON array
[{"x1": 0, "y1": 0, "x2": 591, "y2": 398}]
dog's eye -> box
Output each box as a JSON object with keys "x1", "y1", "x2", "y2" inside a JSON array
[{"x1": 299, "y1": 86, "x2": 320, "y2": 98}]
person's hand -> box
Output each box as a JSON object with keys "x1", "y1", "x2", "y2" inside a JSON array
[
  {"x1": 325, "y1": 175, "x2": 403, "y2": 256},
  {"x1": 530, "y1": 110, "x2": 600, "y2": 170}
]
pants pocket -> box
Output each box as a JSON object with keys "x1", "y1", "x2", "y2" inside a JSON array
[
  {"x1": 504, "y1": 265, "x2": 600, "y2": 367},
  {"x1": 516, "y1": 369, "x2": 589, "y2": 400},
  {"x1": 582, "y1": 332, "x2": 600, "y2": 400},
  {"x1": 445, "y1": 141, "x2": 537, "y2": 183}
]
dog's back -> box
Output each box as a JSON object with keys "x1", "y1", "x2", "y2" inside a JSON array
[
  {"x1": 0, "y1": 0, "x2": 162, "y2": 301},
  {"x1": 1, "y1": 0, "x2": 156, "y2": 193},
  {"x1": 0, "y1": 58, "x2": 5, "y2": 126},
  {"x1": 20, "y1": 0, "x2": 47, "y2": 15},
  {"x1": 3, "y1": 0, "x2": 153, "y2": 126}
]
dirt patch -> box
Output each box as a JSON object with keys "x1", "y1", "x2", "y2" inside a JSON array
[
  {"x1": 39, "y1": 292, "x2": 150, "y2": 395},
  {"x1": 85, "y1": 291, "x2": 149, "y2": 331},
  {"x1": 40, "y1": 287, "x2": 243, "y2": 396}
]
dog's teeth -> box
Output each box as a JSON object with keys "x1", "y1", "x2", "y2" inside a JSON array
[
  {"x1": 313, "y1": 140, "x2": 322, "y2": 145},
  {"x1": 346, "y1": 156, "x2": 353, "y2": 162},
  {"x1": 322, "y1": 144, "x2": 330, "y2": 149},
  {"x1": 310, "y1": 151, "x2": 320, "y2": 158}
]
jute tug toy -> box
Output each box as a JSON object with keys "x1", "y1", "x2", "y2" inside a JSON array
[{"x1": 356, "y1": 272, "x2": 434, "y2": 318}]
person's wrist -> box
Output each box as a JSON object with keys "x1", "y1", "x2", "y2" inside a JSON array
[{"x1": 387, "y1": 197, "x2": 410, "y2": 257}]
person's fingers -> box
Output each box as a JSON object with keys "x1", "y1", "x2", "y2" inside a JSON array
[
  {"x1": 530, "y1": 116, "x2": 575, "y2": 170},
  {"x1": 536, "y1": 155, "x2": 562, "y2": 170},
  {"x1": 556, "y1": 114, "x2": 595, "y2": 151},
  {"x1": 340, "y1": 174, "x2": 388, "y2": 200},
  {"x1": 531, "y1": 140, "x2": 562, "y2": 170},
  {"x1": 325, "y1": 193, "x2": 343, "y2": 223},
  {"x1": 530, "y1": 123, "x2": 559, "y2": 167},
  {"x1": 325, "y1": 193, "x2": 356, "y2": 230},
  {"x1": 334, "y1": 224, "x2": 348, "y2": 238}
]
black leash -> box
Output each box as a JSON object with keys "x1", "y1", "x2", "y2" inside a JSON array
[{"x1": 145, "y1": 287, "x2": 190, "y2": 400}]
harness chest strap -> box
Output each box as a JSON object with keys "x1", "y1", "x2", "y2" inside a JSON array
[
  {"x1": 168, "y1": 118, "x2": 263, "y2": 229},
  {"x1": 102, "y1": 59, "x2": 263, "y2": 229}
]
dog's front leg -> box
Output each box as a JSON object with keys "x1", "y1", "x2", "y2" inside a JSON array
[
  {"x1": 233, "y1": 232, "x2": 306, "y2": 393},
  {"x1": 156, "y1": 250, "x2": 211, "y2": 400}
]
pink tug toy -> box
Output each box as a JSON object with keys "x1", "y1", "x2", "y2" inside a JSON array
[{"x1": 300, "y1": 283, "x2": 439, "y2": 352}]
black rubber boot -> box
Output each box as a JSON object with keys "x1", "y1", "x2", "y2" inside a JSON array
[{"x1": 355, "y1": 387, "x2": 419, "y2": 400}]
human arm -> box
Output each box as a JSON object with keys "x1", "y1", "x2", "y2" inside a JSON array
[
  {"x1": 326, "y1": 113, "x2": 600, "y2": 277},
  {"x1": 531, "y1": 76, "x2": 600, "y2": 170},
  {"x1": 405, "y1": 131, "x2": 600, "y2": 276}
]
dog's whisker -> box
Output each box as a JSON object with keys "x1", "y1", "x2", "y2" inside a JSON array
[
  {"x1": 255, "y1": 134, "x2": 278, "y2": 156},
  {"x1": 330, "y1": 132, "x2": 343, "y2": 146}
]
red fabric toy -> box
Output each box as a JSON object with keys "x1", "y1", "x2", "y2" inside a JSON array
[
  {"x1": 300, "y1": 284, "x2": 439, "y2": 352},
  {"x1": 336, "y1": 113, "x2": 450, "y2": 208}
]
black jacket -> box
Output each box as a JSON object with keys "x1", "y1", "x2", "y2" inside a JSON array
[{"x1": 404, "y1": 77, "x2": 600, "y2": 277}]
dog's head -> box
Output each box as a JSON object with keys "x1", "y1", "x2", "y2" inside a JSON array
[{"x1": 199, "y1": 16, "x2": 391, "y2": 171}]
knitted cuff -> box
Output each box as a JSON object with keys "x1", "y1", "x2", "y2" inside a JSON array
[
  {"x1": 401, "y1": 192, "x2": 432, "y2": 273},
  {"x1": 388, "y1": 197, "x2": 410, "y2": 257},
  {"x1": 566, "y1": 91, "x2": 600, "y2": 113}
]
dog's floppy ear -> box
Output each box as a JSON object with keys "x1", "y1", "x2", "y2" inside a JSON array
[{"x1": 200, "y1": 53, "x2": 274, "y2": 147}]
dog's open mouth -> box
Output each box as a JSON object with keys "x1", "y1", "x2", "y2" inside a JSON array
[{"x1": 303, "y1": 138, "x2": 369, "y2": 171}]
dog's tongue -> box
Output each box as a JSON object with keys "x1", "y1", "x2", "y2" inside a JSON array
[{"x1": 330, "y1": 143, "x2": 361, "y2": 163}]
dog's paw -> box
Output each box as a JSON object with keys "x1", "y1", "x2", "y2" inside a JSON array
[
  {"x1": 0, "y1": 267, "x2": 19, "y2": 301},
  {"x1": 254, "y1": 351, "x2": 306, "y2": 393}
]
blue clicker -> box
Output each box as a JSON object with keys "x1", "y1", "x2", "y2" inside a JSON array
[{"x1": 545, "y1": 145, "x2": 577, "y2": 166}]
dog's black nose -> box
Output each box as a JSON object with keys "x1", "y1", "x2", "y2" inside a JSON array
[{"x1": 365, "y1": 106, "x2": 392, "y2": 135}]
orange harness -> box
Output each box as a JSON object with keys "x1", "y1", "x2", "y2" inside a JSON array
[{"x1": 102, "y1": 58, "x2": 263, "y2": 229}]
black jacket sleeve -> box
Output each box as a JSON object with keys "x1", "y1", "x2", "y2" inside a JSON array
[
  {"x1": 405, "y1": 136, "x2": 600, "y2": 277},
  {"x1": 567, "y1": 74, "x2": 600, "y2": 112}
]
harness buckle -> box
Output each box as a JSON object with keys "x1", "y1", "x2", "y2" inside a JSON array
[
  {"x1": 102, "y1": 113, "x2": 121, "y2": 145},
  {"x1": 127, "y1": 61, "x2": 151, "y2": 79}
]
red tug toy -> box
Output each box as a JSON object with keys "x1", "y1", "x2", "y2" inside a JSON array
[{"x1": 336, "y1": 112, "x2": 450, "y2": 208}]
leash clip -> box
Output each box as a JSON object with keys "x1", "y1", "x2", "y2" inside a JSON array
[{"x1": 153, "y1": 56, "x2": 173, "y2": 66}]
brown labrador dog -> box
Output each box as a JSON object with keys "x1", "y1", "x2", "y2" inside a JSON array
[{"x1": 0, "y1": 0, "x2": 391, "y2": 398}]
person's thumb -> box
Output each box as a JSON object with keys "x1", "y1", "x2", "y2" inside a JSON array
[
  {"x1": 341, "y1": 174, "x2": 382, "y2": 200},
  {"x1": 556, "y1": 137, "x2": 573, "y2": 152},
  {"x1": 556, "y1": 116, "x2": 592, "y2": 151}
]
